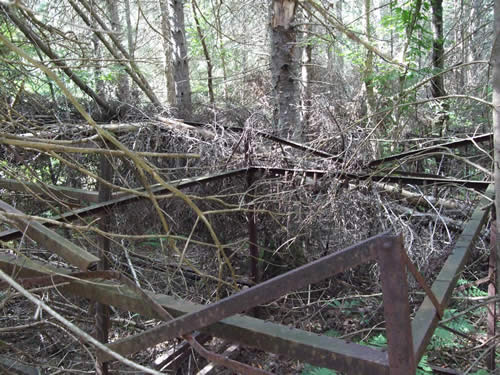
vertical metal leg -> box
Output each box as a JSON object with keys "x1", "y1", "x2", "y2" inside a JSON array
[
  {"x1": 487, "y1": 219, "x2": 496, "y2": 371},
  {"x1": 377, "y1": 236, "x2": 416, "y2": 375},
  {"x1": 246, "y1": 170, "x2": 259, "y2": 285}
]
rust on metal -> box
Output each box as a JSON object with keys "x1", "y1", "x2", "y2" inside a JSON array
[
  {"x1": 400, "y1": 248, "x2": 444, "y2": 319},
  {"x1": 257, "y1": 167, "x2": 491, "y2": 190},
  {"x1": 0, "y1": 200, "x2": 100, "y2": 270},
  {"x1": 0, "y1": 168, "x2": 249, "y2": 242},
  {"x1": 368, "y1": 132, "x2": 493, "y2": 167},
  {"x1": 0, "y1": 178, "x2": 101, "y2": 203},
  {"x1": 411, "y1": 185, "x2": 493, "y2": 361},
  {"x1": 0, "y1": 255, "x2": 390, "y2": 374},
  {"x1": 486, "y1": 219, "x2": 496, "y2": 371},
  {"x1": 246, "y1": 170, "x2": 259, "y2": 285},
  {"x1": 0, "y1": 166, "x2": 489, "y2": 243},
  {"x1": 104, "y1": 232, "x2": 386, "y2": 358},
  {"x1": 377, "y1": 236, "x2": 416, "y2": 375}
]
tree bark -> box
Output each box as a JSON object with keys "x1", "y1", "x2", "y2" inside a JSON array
[
  {"x1": 158, "y1": 0, "x2": 176, "y2": 106},
  {"x1": 105, "y1": 0, "x2": 130, "y2": 105},
  {"x1": 430, "y1": 0, "x2": 449, "y2": 136},
  {"x1": 170, "y1": 0, "x2": 193, "y2": 119},
  {"x1": 300, "y1": 2, "x2": 313, "y2": 140},
  {"x1": 493, "y1": 0, "x2": 500, "y2": 363},
  {"x1": 124, "y1": 0, "x2": 135, "y2": 57},
  {"x1": 363, "y1": 0, "x2": 379, "y2": 158},
  {"x1": 192, "y1": 0, "x2": 215, "y2": 105},
  {"x1": 73, "y1": 0, "x2": 162, "y2": 108},
  {"x1": 3, "y1": 7, "x2": 112, "y2": 114},
  {"x1": 270, "y1": 0, "x2": 299, "y2": 138}
]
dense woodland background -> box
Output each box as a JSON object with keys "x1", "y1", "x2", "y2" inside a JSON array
[{"x1": 0, "y1": 0, "x2": 499, "y2": 374}]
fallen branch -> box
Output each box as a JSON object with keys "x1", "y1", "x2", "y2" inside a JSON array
[
  {"x1": 0, "y1": 200, "x2": 99, "y2": 270},
  {"x1": 157, "y1": 116, "x2": 216, "y2": 139},
  {"x1": 5, "y1": 270, "x2": 271, "y2": 374},
  {"x1": 1, "y1": 137, "x2": 200, "y2": 159},
  {"x1": 0, "y1": 269, "x2": 166, "y2": 375},
  {"x1": 374, "y1": 181, "x2": 464, "y2": 211}
]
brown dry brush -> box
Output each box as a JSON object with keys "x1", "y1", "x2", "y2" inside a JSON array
[
  {"x1": 3, "y1": 118, "x2": 484, "y2": 374},
  {"x1": 0, "y1": 92, "x2": 491, "y2": 373}
]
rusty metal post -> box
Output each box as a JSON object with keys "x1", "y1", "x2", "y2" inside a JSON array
[
  {"x1": 95, "y1": 153, "x2": 112, "y2": 375},
  {"x1": 487, "y1": 219, "x2": 496, "y2": 371},
  {"x1": 377, "y1": 236, "x2": 416, "y2": 375},
  {"x1": 246, "y1": 170, "x2": 259, "y2": 285}
]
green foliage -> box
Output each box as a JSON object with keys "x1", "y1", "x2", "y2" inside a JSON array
[
  {"x1": 302, "y1": 365, "x2": 337, "y2": 375},
  {"x1": 430, "y1": 308, "x2": 474, "y2": 350},
  {"x1": 380, "y1": 0, "x2": 433, "y2": 63},
  {"x1": 302, "y1": 299, "x2": 484, "y2": 375},
  {"x1": 456, "y1": 279, "x2": 488, "y2": 298},
  {"x1": 138, "y1": 239, "x2": 163, "y2": 248},
  {"x1": 302, "y1": 331, "x2": 435, "y2": 375},
  {"x1": 301, "y1": 330, "x2": 340, "y2": 375}
]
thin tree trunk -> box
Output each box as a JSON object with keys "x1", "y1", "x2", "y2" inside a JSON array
[
  {"x1": 158, "y1": 0, "x2": 176, "y2": 106},
  {"x1": 430, "y1": 0, "x2": 449, "y2": 136},
  {"x1": 270, "y1": 0, "x2": 299, "y2": 138},
  {"x1": 192, "y1": 0, "x2": 214, "y2": 105},
  {"x1": 105, "y1": 0, "x2": 130, "y2": 105},
  {"x1": 326, "y1": 1, "x2": 343, "y2": 88},
  {"x1": 214, "y1": 0, "x2": 228, "y2": 102},
  {"x1": 3, "y1": 8, "x2": 111, "y2": 114},
  {"x1": 74, "y1": 0, "x2": 162, "y2": 108},
  {"x1": 364, "y1": 0, "x2": 378, "y2": 158},
  {"x1": 493, "y1": 0, "x2": 500, "y2": 368},
  {"x1": 393, "y1": 0, "x2": 422, "y2": 150},
  {"x1": 124, "y1": 0, "x2": 135, "y2": 57},
  {"x1": 300, "y1": 3, "x2": 313, "y2": 140},
  {"x1": 170, "y1": 0, "x2": 193, "y2": 119}
]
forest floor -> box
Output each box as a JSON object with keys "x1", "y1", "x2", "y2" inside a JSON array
[{"x1": 0, "y1": 120, "x2": 498, "y2": 374}]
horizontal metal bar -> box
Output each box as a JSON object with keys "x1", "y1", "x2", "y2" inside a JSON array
[
  {"x1": 0, "y1": 254, "x2": 72, "y2": 278},
  {"x1": 0, "y1": 168, "x2": 249, "y2": 242},
  {"x1": 0, "y1": 200, "x2": 99, "y2": 270},
  {"x1": 368, "y1": 133, "x2": 493, "y2": 167},
  {"x1": 0, "y1": 256, "x2": 389, "y2": 374},
  {"x1": 1, "y1": 165, "x2": 488, "y2": 244},
  {"x1": 181, "y1": 121, "x2": 337, "y2": 159},
  {"x1": 104, "y1": 232, "x2": 388, "y2": 358},
  {"x1": 411, "y1": 185, "x2": 493, "y2": 361},
  {"x1": 254, "y1": 167, "x2": 491, "y2": 190},
  {"x1": 0, "y1": 178, "x2": 101, "y2": 203}
]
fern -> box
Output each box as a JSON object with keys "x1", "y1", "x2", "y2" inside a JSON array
[
  {"x1": 301, "y1": 330, "x2": 340, "y2": 375},
  {"x1": 430, "y1": 309, "x2": 474, "y2": 350},
  {"x1": 302, "y1": 364, "x2": 337, "y2": 375}
]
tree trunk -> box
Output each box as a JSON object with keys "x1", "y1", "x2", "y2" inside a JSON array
[
  {"x1": 73, "y1": 0, "x2": 161, "y2": 108},
  {"x1": 430, "y1": 0, "x2": 449, "y2": 136},
  {"x1": 493, "y1": 0, "x2": 500, "y2": 358},
  {"x1": 300, "y1": 2, "x2": 313, "y2": 140},
  {"x1": 192, "y1": 0, "x2": 215, "y2": 105},
  {"x1": 364, "y1": 0, "x2": 378, "y2": 158},
  {"x1": 214, "y1": 0, "x2": 228, "y2": 102},
  {"x1": 105, "y1": 0, "x2": 130, "y2": 105},
  {"x1": 124, "y1": 0, "x2": 135, "y2": 57},
  {"x1": 159, "y1": 0, "x2": 176, "y2": 106},
  {"x1": 170, "y1": 0, "x2": 193, "y2": 119},
  {"x1": 270, "y1": 0, "x2": 299, "y2": 139},
  {"x1": 4, "y1": 7, "x2": 111, "y2": 114}
]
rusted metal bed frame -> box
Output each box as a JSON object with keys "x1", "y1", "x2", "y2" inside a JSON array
[{"x1": 0, "y1": 184, "x2": 492, "y2": 374}]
